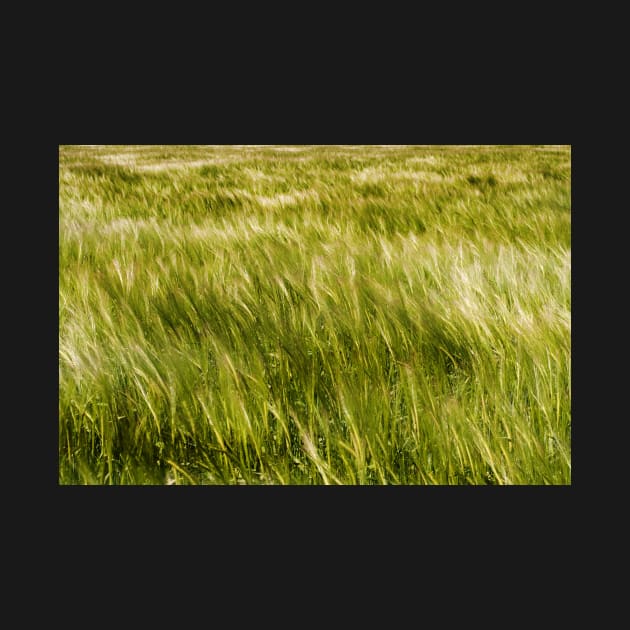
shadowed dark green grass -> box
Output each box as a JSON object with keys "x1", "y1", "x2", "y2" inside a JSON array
[{"x1": 59, "y1": 145, "x2": 571, "y2": 484}]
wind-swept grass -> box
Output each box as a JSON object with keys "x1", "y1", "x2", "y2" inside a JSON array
[{"x1": 59, "y1": 145, "x2": 571, "y2": 484}]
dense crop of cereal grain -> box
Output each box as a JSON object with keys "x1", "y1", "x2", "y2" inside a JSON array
[{"x1": 59, "y1": 145, "x2": 571, "y2": 484}]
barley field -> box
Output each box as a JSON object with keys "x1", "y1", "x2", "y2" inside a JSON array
[{"x1": 58, "y1": 145, "x2": 571, "y2": 484}]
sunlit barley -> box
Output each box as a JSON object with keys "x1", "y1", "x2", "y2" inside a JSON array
[{"x1": 59, "y1": 144, "x2": 571, "y2": 485}]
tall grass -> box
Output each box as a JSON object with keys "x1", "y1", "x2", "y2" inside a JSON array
[{"x1": 59, "y1": 145, "x2": 571, "y2": 484}]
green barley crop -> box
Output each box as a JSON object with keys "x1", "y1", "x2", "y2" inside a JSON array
[{"x1": 59, "y1": 145, "x2": 571, "y2": 484}]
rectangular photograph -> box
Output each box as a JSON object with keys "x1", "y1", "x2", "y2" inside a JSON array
[{"x1": 58, "y1": 145, "x2": 571, "y2": 484}]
